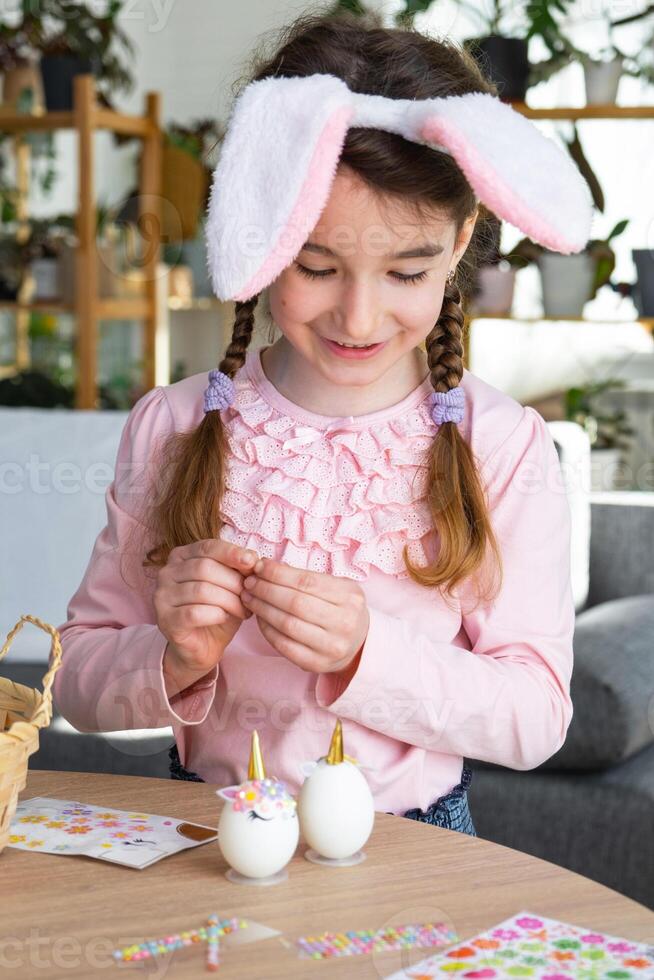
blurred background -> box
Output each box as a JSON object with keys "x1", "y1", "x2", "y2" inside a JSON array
[
  {"x1": 1, "y1": 0, "x2": 653, "y2": 912},
  {"x1": 0, "y1": 1, "x2": 651, "y2": 488}
]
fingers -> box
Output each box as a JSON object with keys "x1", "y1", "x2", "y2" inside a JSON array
[
  {"x1": 168, "y1": 581, "x2": 250, "y2": 621},
  {"x1": 251, "y1": 559, "x2": 345, "y2": 602},
  {"x1": 244, "y1": 591, "x2": 334, "y2": 656},
  {"x1": 243, "y1": 577, "x2": 332, "y2": 629},
  {"x1": 170, "y1": 556, "x2": 245, "y2": 597},
  {"x1": 170, "y1": 538, "x2": 258, "y2": 573}
]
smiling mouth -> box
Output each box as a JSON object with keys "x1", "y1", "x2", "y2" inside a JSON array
[{"x1": 329, "y1": 340, "x2": 382, "y2": 348}]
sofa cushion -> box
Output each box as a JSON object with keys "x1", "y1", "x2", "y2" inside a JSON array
[{"x1": 539, "y1": 594, "x2": 654, "y2": 769}]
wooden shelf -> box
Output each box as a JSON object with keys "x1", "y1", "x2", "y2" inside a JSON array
[
  {"x1": 510, "y1": 103, "x2": 654, "y2": 120},
  {"x1": 0, "y1": 105, "x2": 157, "y2": 136},
  {"x1": 0, "y1": 75, "x2": 162, "y2": 409},
  {"x1": 0, "y1": 298, "x2": 151, "y2": 318}
]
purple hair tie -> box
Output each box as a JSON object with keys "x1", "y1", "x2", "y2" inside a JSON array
[
  {"x1": 430, "y1": 385, "x2": 465, "y2": 425},
  {"x1": 204, "y1": 369, "x2": 235, "y2": 413}
]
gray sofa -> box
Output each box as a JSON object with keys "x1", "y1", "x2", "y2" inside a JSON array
[
  {"x1": 468, "y1": 490, "x2": 654, "y2": 912},
  {"x1": 2, "y1": 407, "x2": 653, "y2": 910}
]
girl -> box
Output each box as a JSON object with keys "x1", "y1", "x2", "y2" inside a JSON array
[{"x1": 53, "y1": 12, "x2": 579, "y2": 837}]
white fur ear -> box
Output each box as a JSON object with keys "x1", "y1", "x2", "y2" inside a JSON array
[
  {"x1": 299, "y1": 760, "x2": 318, "y2": 779},
  {"x1": 205, "y1": 73, "x2": 354, "y2": 302},
  {"x1": 413, "y1": 92, "x2": 594, "y2": 253},
  {"x1": 217, "y1": 785, "x2": 240, "y2": 802}
]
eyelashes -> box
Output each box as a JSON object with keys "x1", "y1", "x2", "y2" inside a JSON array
[{"x1": 294, "y1": 263, "x2": 429, "y2": 285}]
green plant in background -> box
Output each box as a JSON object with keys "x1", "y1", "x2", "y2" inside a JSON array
[
  {"x1": 329, "y1": 0, "x2": 437, "y2": 27},
  {"x1": 565, "y1": 379, "x2": 635, "y2": 450},
  {"x1": 164, "y1": 118, "x2": 226, "y2": 168},
  {"x1": 437, "y1": 0, "x2": 578, "y2": 86},
  {"x1": 17, "y1": 0, "x2": 136, "y2": 108},
  {"x1": 507, "y1": 122, "x2": 629, "y2": 300}
]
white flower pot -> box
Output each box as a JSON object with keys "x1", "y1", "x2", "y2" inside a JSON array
[
  {"x1": 583, "y1": 56, "x2": 623, "y2": 105},
  {"x1": 590, "y1": 447, "x2": 621, "y2": 491},
  {"x1": 537, "y1": 252, "x2": 596, "y2": 318},
  {"x1": 469, "y1": 261, "x2": 516, "y2": 316}
]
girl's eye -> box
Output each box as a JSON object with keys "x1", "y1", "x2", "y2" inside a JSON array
[{"x1": 294, "y1": 263, "x2": 429, "y2": 285}]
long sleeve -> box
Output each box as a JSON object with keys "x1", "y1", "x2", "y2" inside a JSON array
[
  {"x1": 315, "y1": 406, "x2": 575, "y2": 771},
  {"x1": 52, "y1": 385, "x2": 218, "y2": 733}
]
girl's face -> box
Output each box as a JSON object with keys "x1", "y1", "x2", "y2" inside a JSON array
[{"x1": 266, "y1": 165, "x2": 477, "y2": 413}]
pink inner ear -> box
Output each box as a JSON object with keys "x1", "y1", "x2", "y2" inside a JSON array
[
  {"x1": 235, "y1": 104, "x2": 355, "y2": 301},
  {"x1": 217, "y1": 786, "x2": 239, "y2": 801},
  {"x1": 421, "y1": 117, "x2": 583, "y2": 254}
]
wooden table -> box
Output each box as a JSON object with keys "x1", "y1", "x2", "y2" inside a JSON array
[{"x1": 3, "y1": 770, "x2": 653, "y2": 979}]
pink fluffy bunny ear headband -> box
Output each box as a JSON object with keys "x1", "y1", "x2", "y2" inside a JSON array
[
  {"x1": 202, "y1": 72, "x2": 594, "y2": 421},
  {"x1": 205, "y1": 72, "x2": 593, "y2": 304}
]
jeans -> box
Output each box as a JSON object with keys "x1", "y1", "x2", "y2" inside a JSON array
[
  {"x1": 399, "y1": 765, "x2": 477, "y2": 837},
  {"x1": 170, "y1": 746, "x2": 477, "y2": 837}
]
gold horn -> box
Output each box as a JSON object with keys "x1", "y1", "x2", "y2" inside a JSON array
[
  {"x1": 326, "y1": 718, "x2": 344, "y2": 765},
  {"x1": 248, "y1": 729, "x2": 265, "y2": 780}
]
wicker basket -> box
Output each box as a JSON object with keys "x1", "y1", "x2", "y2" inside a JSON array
[{"x1": 0, "y1": 615, "x2": 62, "y2": 854}]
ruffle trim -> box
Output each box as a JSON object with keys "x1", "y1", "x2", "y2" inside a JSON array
[{"x1": 218, "y1": 364, "x2": 439, "y2": 580}]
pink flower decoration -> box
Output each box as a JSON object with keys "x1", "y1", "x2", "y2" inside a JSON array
[
  {"x1": 492, "y1": 929, "x2": 520, "y2": 940},
  {"x1": 580, "y1": 933, "x2": 605, "y2": 944},
  {"x1": 608, "y1": 941, "x2": 637, "y2": 953},
  {"x1": 542, "y1": 974, "x2": 572, "y2": 979},
  {"x1": 515, "y1": 916, "x2": 544, "y2": 929},
  {"x1": 462, "y1": 970, "x2": 496, "y2": 978}
]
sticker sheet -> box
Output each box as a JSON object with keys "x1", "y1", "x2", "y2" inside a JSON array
[
  {"x1": 383, "y1": 910, "x2": 654, "y2": 979},
  {"x1": 8, "y1": 797, "x2": 218, "y2": 869}
]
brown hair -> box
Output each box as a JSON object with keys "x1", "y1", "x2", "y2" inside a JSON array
[{"x1": 141, "y1": 11, "x2": 504, "y2": 609}]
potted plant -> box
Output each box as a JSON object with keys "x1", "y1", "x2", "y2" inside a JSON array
[
  {"x1": 565, "y1": 379, "x2": 635, "y2": 490},
  {"x1": 584, "y1": 4, "x2": 654, "y2": 103},
  {"x1": 161, "y1": 117, "x2": 225, "y2": 243},
  {"x1": 0, "y1": 22, "x2": 44, "y2": 109},
  {"x1": 632, "y1": 248, "x2": 654, "y2": 317},
  {"x1": 19, "y1": 0, "x2": 135, "y2": 111},
  {"x1": 468, "y1": 212, "x2": 521, "y2": 315},
  {"x1": 458, "y1": 0, "x2": 578, "y2": 102},
  {"x1": 506, "y1": 124, "x2": 629, "y2": 316}
]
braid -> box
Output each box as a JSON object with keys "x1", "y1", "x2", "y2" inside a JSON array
[
  {"x1": 404, "y1": 274, "x2": 503, "y2": 607},
  {"x1": 140, "y1": 295, "x2": 260, "y2": 570},
  {"x1": 425, "y1": 277, "x2": 464, "y2": 398},
  {"x1": 219, "y1": 296, "x2": 259, "y2": 377}
]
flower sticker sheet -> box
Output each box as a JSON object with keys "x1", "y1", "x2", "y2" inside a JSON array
[
  {"x1": 383, "y1": 910, "x2": 654, "y2": 979},
  {"x1": 8, "y1": 797, "x2": 218, "y2": 869}
]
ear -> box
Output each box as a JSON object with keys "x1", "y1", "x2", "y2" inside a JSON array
[
  {"x1": 216, "y1": 786, "x2": 240, "y2": 802},
  {"x1": 299, "y1": 760, "x2": 318, "y2": 779},
  {"x1": 415, "y1": 92, "x2": 593, "y2": 254},
  {"x1": 205, "y1": 73, "x2": 354, "y2": 302}
]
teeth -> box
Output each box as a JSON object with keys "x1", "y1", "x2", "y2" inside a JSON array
[{"x1": 336, "y1": 341, "x2": 373, "y2": 348}]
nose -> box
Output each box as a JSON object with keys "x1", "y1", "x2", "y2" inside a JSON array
[{"x1": 335, "y1": 275, "x2": 383, "y2": 344}]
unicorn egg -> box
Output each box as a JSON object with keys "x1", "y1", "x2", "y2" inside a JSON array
[
  {"x1": 217, "y1": 731, "x2": 299, "y2": 881},
  {"x1": 298, "y1": 719, "x2": 375, "y2": 862}
]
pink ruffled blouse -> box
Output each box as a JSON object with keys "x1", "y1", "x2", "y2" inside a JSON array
[{"x1": 53, "y1": 345, "x2": 575, "y2": 815}]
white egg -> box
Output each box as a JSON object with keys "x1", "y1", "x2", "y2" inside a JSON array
[
  {"x1": 217, "y1": 778, "x2": 299, "y2": 879},
  {"x1": 298, "y1": 758, "x2": 375, "y2": 860}
]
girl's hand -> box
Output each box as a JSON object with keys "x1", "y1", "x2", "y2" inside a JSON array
[
  {"x1": 240, "y1": 558, "x2": 369, "y2": 675},
  {"x1": 154, "y1": 539, "x2": 258, "y2": 693}
]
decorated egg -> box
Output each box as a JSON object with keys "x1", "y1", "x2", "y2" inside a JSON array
[
  {"x1": 217, "y1": 730, "x2": 299, "y2": 883},
  {"x1": 298, "y1": 718, "x2": 375, "y2": 864}
]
